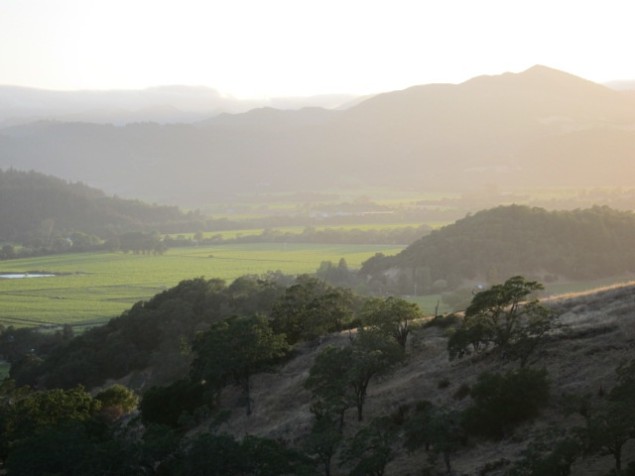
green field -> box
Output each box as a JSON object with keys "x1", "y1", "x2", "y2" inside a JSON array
[{"x1": 0, "y1": 243, "x2": 404, "y2": 328}]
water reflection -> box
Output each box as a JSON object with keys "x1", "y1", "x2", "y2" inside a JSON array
[{"x1": 0, "y1": 273, "x2": 55, "y2": 279}]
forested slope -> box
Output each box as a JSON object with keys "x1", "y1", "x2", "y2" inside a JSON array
[
  {"x1": 0, "y1": 169, "x2": 204, "y2": 244},
  {"x1": 361, "y1": 205, "x2": 635, "y2": 292}
]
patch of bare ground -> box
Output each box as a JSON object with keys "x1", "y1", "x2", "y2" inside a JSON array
[{"x1": 209, "y1": 282, "x2": 635, "y2": 475}]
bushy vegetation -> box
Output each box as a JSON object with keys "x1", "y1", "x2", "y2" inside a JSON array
[
  {"x1": 448, "y1": 276, "x2": 555, "y2": 366},
  {"x1": 463, "y1": 367, "x2": 550, "y2": 439},
  {"x1": 2, "y1": 276, "x2": 289, "y2": 389}
]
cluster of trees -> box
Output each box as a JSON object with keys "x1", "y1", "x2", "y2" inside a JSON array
[
  {"x1": 0, "y1": 269, "x2": 426, "y2": 473},
  {"x1": 361, "y1": 205, "x2": 635, "y2": 294},
  {"x1": 3, "y1": 274, "x2": 365, "y2": 390},
  {"x1": 447, "y1": 276, "x2": 554, "y2": 367},
  {"x1": 295, "y1": 277, "x2": 556, "y2": 475},
  {"x1": 0, "y1": 382, "x2": 143, "y2": 475},
  {"x1": 500, "y1": 358, "x2": 635, "y2": 476}
]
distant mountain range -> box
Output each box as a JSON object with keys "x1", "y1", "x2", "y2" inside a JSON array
[
  {"x1": 1, "y1": 66, "x2": 635, "y2": 206},
  {"x1": 0, "y1": 85, "x2": 359, "y2": 127}
]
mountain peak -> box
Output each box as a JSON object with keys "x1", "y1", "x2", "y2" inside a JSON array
[
  {"x1": 519, "y1": 64, "x2": 595, "y2": 83},
  {"x1": 523, "y1": 64, "x2": 564, "y2": 74}
]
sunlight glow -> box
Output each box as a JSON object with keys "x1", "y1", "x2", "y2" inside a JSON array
[{"x1": 1, "y1": 0, "x2": 634, "y2": 96}]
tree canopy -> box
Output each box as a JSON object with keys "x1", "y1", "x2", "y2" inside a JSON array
[
  {"x1": 448, "y1": 276, "x2": 554, "y2": 366},
  {"x1": 361, "y1": 205, "x2": 635, "y2": 292}
]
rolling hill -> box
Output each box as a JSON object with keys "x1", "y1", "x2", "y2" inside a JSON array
[
  {"x1": 5, "y1": 274, "x2": 635, "y2": 475},
  {"x1": 210, "y1": 282, "x2": 635, "y2": 475},
  {"x1": 0, "y1": 169, "x2": 203, "y2": 243},
  {"x1": 1, "y1": 66, "x2": 635, "y2": 206},
  {"x1": 359, "y1": 205, "x2": 635, "y2": 292}
]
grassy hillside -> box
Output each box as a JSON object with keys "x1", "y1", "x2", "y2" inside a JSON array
[{"x1": 192, "y1": 282, "x2": 635, "y2": 475}]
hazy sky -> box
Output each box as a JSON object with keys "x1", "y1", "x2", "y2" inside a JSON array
[{"x1": 1, "y1": 0, "x2": 633, "y2": 98}]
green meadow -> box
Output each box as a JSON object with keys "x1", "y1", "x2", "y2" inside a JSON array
[{"x1": 0, "y1": 243, "x2": 404, "y2": 329}]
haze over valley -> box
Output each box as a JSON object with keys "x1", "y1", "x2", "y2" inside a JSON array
[
  {"x1": 4, "y1": 1, "x2": 635, "y2": 474},
  {"x1": 2, "y1": 66, "x2": 635, "y2": 211}
]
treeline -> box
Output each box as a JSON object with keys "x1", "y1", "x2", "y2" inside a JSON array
[
  {"x1": 1, "y1": 274, "x2": 355, "y2": 390},
  {"x1": 165, "y1": 224, "x2": 431, "y2": 248},
  {"x1": 361, "y1": 205, "x2": 635, "y2": 294}
]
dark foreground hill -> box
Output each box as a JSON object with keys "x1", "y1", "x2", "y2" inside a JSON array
[
  {"x1": 3, "y1": 275, "x2": 635, "y2": 474},
  {"x1": 2, "y1": 66, "x2": 635, "y2": 206},
  {"x1": 209, "y1": 282, "x2": 635, "y2": 475},
  {"x1": 0, "y1": 168, "x2": 204, "y2": 244},
  {"x1": 360, "y1": 205, "x2": 635, "y2": 293}
]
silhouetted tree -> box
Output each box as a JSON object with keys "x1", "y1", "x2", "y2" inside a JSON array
[
  {"x1": 191, "y1": 315, "x2": 289, "y2": 415},
  {"x1": 361, "y1": 296, "x2": 420, "y2": 350}
]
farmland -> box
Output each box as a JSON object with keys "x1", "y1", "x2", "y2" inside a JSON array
[{"x1": 0, "y1": 243, "x2": 404, "y2": 329}]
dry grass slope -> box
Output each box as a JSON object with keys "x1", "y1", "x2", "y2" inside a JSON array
[{"x1": 200, "y1": 283, "x2": 635, "y2": 475}]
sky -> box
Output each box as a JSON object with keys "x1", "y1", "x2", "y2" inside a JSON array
[{"x1": 1, "y1": 0, "x2": 634, "y2": 98}]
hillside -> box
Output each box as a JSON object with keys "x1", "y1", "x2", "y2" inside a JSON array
[
  {"x1": 1, "y1": 66, "x2": 635, "y2": 206},
  {"x1": 0, "y1": 168, "x2": 204, "y2": 244},
  {"x1": 4, "y1": 276, "x2": 635, "y2": 474},
  {"x1": 360, "y1": 205, "x2": 635, "y2": 293},
  {"x1": 209, "y1": 281, "x2": 635, "y2": 475}
]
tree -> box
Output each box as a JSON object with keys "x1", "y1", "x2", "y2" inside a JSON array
[
  {"x1": 305, "y1": 345, "x2": 354, "y2": 430},
  {"x1": 506, "y1": 427, "x2": 581, "y2": 476},
  {"x1": 140, "y1": 379, "x2": 210, "y2": 428},
  {"x1": 191, "y1": 315, "x2": 289, "y2": 415},
  {"x1": 341, "y1": 417, "x2": 397, "y2": 476},
  {"x1": 403, "y1": 402, "x2": 464, "y2": 474},
  {"x1": 94, "y1": 384, "x2": 139, "y2": 422},
  {"x1": 271, "y1": 276, "x2": 354, "y2": 344},
  {"x1": 584, "y1": 401, "x2": 634, "y2": 474},
  {"x1": 0, "y1": 383, "x2": 105, "y2": 466},
  {"x1": 349, "y1": 330, "x2": 405, "y2": 421},
  {"x1": 305, "y1": 330, "x2": 404, "y2": 426},
  {"x1": 361, "y1": 296, "x2": 420, "y2": 350},
  {"x1": 0, "y1": 244, "x2": 15, "y2": 260},
  {"x1": 178, "y1": 433, "x2": 315, "y2": 476},
  {"x1": 304, "y1": 415, "x2": 343, "y2": 476},
  {"x1": 5, "y1": 385, "x2": 100, "y2": 441},
  {"x1": 582, "y1": 359, "x2": 635, "y2": 473},
  {"x1": 448, "y1": 276, "x2": 554, "y2": 366},
  {"x1": 316, "y1": 258, "x2": 353, "y2": 287}
]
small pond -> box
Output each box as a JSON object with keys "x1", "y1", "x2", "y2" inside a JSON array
[{"x1": 0, "y1": 273, "x2": 56, "y2": 279}]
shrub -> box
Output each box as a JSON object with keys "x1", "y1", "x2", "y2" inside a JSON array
[
  {"x1": 463, "y1": 368, "x2": 549, "y2": 439},
  {"x1": 424, "y1": 314, "x2": 461, "y2": 330},
  {"x1": 453, "y1": 383, "x2": 471, "y2": 400}
]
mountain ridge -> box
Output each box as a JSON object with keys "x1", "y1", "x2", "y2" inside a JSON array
[
  {"x1": 0, "y1": 84, "x2": 359, "y2": 126},
  {"x1": 2, "y1": 65, "x2": 635, "y2": 206}
]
